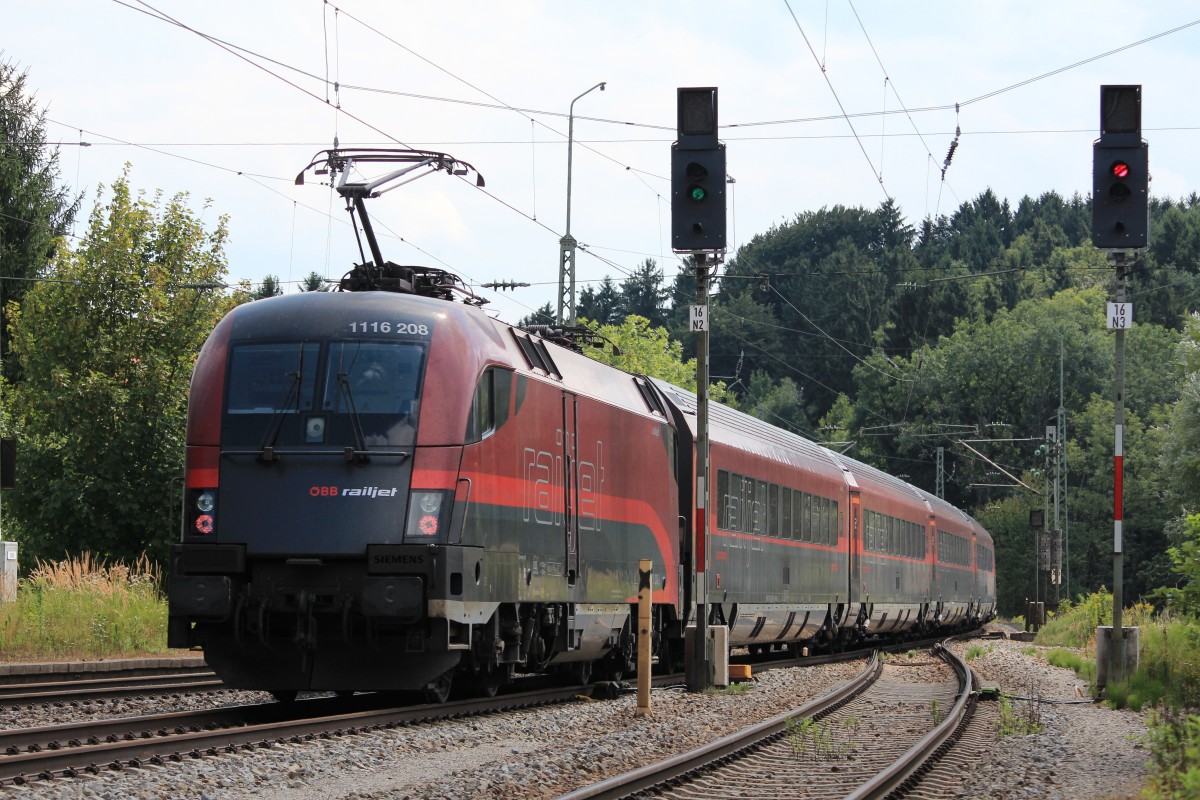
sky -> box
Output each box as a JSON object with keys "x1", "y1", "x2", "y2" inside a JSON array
[{"x1": 5, "y1": 1, "x2": 1199, "y2": 325}]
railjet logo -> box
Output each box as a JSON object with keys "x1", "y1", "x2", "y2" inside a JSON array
[{"x1": 309, "y1": 486, "x2": 399, "y2": 498}]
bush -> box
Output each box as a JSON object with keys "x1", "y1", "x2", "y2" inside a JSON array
[
  {"x1": 1143, "y1": 708, "x2": 1200, "y2": 799},
  {"x1": 1137, "y1": 616, "x2": 1200, "y2": 709},
  {"x1": 1036, "y1": 591, "x2": 1156, "y2": 648},
  {"x1": 0, "y1": 553, "x2": 169, "y2": 660}
]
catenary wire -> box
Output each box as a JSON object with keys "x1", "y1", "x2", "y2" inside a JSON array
[{"x1": 782, "y1": 0, "x2": 890, "y2": 200}]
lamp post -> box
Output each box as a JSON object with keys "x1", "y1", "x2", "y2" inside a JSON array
[{"x1": 557, "y1": 81, "x2": 606, "y2": 326}]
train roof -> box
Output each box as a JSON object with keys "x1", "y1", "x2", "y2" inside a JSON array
[{"x1": 648, "y1": 377, "x2": 988, "y2": 535}]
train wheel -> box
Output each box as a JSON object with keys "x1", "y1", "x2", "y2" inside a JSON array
[
  {"x1": 270, "y1": 690, "x2": 298, "y2": 703},
  {"x1": 599, "y1": 620, "x2": 633, "y2": 682},
  {"x1": 571, "y1": 660, "x2": 593, "y2": 687},
  {"x1": 423, "y1": 672, "x2": 453, "y2": 704}
]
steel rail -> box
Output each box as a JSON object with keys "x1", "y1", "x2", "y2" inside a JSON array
[
  {"x1": 554, "y1": 651, "x2": 883, "y2": 800},
  {"x1": 844, "y1": 639, "x2": 974, "y2": 800},
  {"x1": 0, "y1": 676, "x2": 223, "y2": 704},
  {"x1": 0, "y1": 682, "x2": 602, "y2": 785}
]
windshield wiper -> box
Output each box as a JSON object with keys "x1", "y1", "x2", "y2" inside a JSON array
[
  {"x1": 257, "y1": 372, "x2": 300, "y2": 462},
  {"x1": 337, "y1": 371, "x2": 371, "y2": 463},
  {"x1": 258, "y1": 343, "x2": 308, "y2": 462}
]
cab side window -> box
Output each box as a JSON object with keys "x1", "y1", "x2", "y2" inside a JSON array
[{"x1": 466, "y1": 367, "x2": 513, "y2": 443}]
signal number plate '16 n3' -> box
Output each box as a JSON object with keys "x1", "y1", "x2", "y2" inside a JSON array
[{"x1": 348, "y1": 321, "x2": 430, "y2": 336}]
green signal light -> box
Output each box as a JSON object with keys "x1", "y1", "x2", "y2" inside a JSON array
[{"x1": 689, "y1": 185, "x2": 706, "y2": 202}]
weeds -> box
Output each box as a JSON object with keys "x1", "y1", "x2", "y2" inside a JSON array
[
  {"x1": 0, "y1": 553, "x2": 168, "y2": 660},
  {"x1": 996, "y1": 689, "x2": 1043, "y2": 737},
  {"x1": 965, "y1": 645, "x2": 990, "y2": 661},
  {"x1": 1096, "y1": 615, "x2": 1200, "y2": 711},
  {"x1": 1044, "y1": 648, "x2": 1082, "y2": 671},
  {"x1": 705, "y1": 681, "x2": 752, "y2": 695},
  {"x1": 788, "y1": 717, "x2": 857, "y2": 760},
  {"x1": 930, "y1": 699, "x2": 945, "y2": 725},
  {"x1": 1034, "y1": 590, "x2": 1156, "y2": 649}
]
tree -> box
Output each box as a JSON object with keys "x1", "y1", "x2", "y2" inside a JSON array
[
  {"x1": 709, "y1": 289, "x2": 784, "y2": 395},
  {"x1": 851, "y1": 287, "x2": 1179, "y2": 509},
  {"x1": 583, "y1": 315, "x2": 730, "y2": 403},
  {"x1": 0, "y1": 58, "x2": 80, "y2": 380},
  {"x1": 720, "y1": 202, "x2": 903, "y2": 418},
  {"x1": 618, "y1": 259, "x2": 668, "y2": 328},
  {"x1": 1067, "y1": 397, "x2": 1175, "y2": 601},
  {"x1": 1157, "y1": 514, "x2": 1200, "y2": 615},
  {"x1": 576, "y1": 276, "x2": 621, "y2": 325},
  {"x1": 517, "y1": 302, "x2": 553, "y2": 328},
  {"x1": 1165, "y1": 313, "x2": 1200, "y2": 511},
  {"x1": 4, "y1": 170, "x2": 233, "y2": 565},
  {"x1": 253, "y1": 274, "x2": 283, "y2": 299},
  {"x1": 300, "y1": 271, "x2": 328, "y2": 292},
  {"x1": 742, "y1": 370, "x2": 812, "y2": 437}
]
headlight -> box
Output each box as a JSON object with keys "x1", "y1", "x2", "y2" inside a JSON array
[
  {"x1": 196, "y1": 491, "x2": 216, "y2": 514},
  {"x1": 185, "y1": 487, "x2": 217, "y2": 539},
  {"x1": 406, "y1": 490, "x2": 451, "y2": 542},
  {"x1": 419, "y1": 493, "x2": 441, "y2": 514}
]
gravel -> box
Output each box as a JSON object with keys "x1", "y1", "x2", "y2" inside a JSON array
[
  {"x1": 0, "y1": 634, "x2": 1153, "y2": 799},
  {"x1": 945, "y1": 634, "x2": 1150, "y2": 800},
  {"x1": 0, "y1": 689, "x2": 276, "y2": 733}
]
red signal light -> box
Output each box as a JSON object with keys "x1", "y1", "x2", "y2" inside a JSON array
[{"x1": 1111, "y1": 161, "x2": 1130, "y2": 179}]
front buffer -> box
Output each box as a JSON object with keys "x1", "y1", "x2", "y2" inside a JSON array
[{"x1": 169, "y1": 541, "x2": 478, "y2": 694}]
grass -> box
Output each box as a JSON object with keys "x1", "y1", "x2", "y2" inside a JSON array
[
  {"x1": 787, "y1": 716, "x2": 859, "y2": 760},
  {"x1": 995, "y1": 693, "x2": 1043, "y2": 737},
  {"x1": 966, "y1": 644, "x2": 990, "y2": 661},
  {"x1": 705, "y1": 681, "x2": 753, "y2": 695},
  {"x1": 1035, "y1": 590, "x2": 1157, "y2": 649},
  {"x1": 0, "y1": 554, "x2": 170, "y2": 661},
  {"x1": 1032, "y1": 592, "x2": 1200, "y2": 731},
  {"x1": 1130, "y1": 616, "x2": 1200, "y2": 710}
]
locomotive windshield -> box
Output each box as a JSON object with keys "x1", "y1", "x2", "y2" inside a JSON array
[{"x1": 222, "y1": 340, "x2": 426, "y2": 449}]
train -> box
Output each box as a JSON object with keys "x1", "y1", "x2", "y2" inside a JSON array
[{"x1": 167, "y1": 149, "x2": 995, "y2": 701}]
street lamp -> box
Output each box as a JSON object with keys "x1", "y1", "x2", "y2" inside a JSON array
[{"x1": 557, "y1": 81, "x2": 606, "y2": 326}]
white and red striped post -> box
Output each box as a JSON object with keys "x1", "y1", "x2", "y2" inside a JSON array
[{"x1": 1110, "y1": 252, "x2": 1128, "y2": 683}]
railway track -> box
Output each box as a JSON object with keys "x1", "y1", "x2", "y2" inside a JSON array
[
  {"x1": 0, "y1": 681, "x2": 601, "y2": 786},
  {"x1": 0, "y1": 631, "x2": 983, "y2": 789},
  {"x1": 0, "y1": 669, "x2": 223, "y2": 705},
  {"x1": 554, "y1": 641, "x2": 976, "y2": 800}
]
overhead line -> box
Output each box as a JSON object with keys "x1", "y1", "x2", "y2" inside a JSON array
[
  {"x1": 960, "y1": 17, "x2": 1200, "y2": 107},
  {"x1": 781, "y1": 0, "x2": 889, "y2": 200},
  {"x1": 107, "y1": 1, "x2": 1200, "y2": 138},
  {"x1": 846, "y1": 0, "x2": 959, "y2": 209},
  {"x1": 115, "y1": 0, "x2": 641, "y2": 281},
  {"x1": 331, "y1": 2, "x2": 666, "y2": 185}
]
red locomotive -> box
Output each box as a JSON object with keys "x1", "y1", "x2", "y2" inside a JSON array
[{"x1": 167, "y1": 150, "x2": 995, "y2": 700}]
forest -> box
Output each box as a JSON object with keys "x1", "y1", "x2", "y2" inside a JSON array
[{"x1": 5, "y1": 58, "x2": 1200, "y2": 615}]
